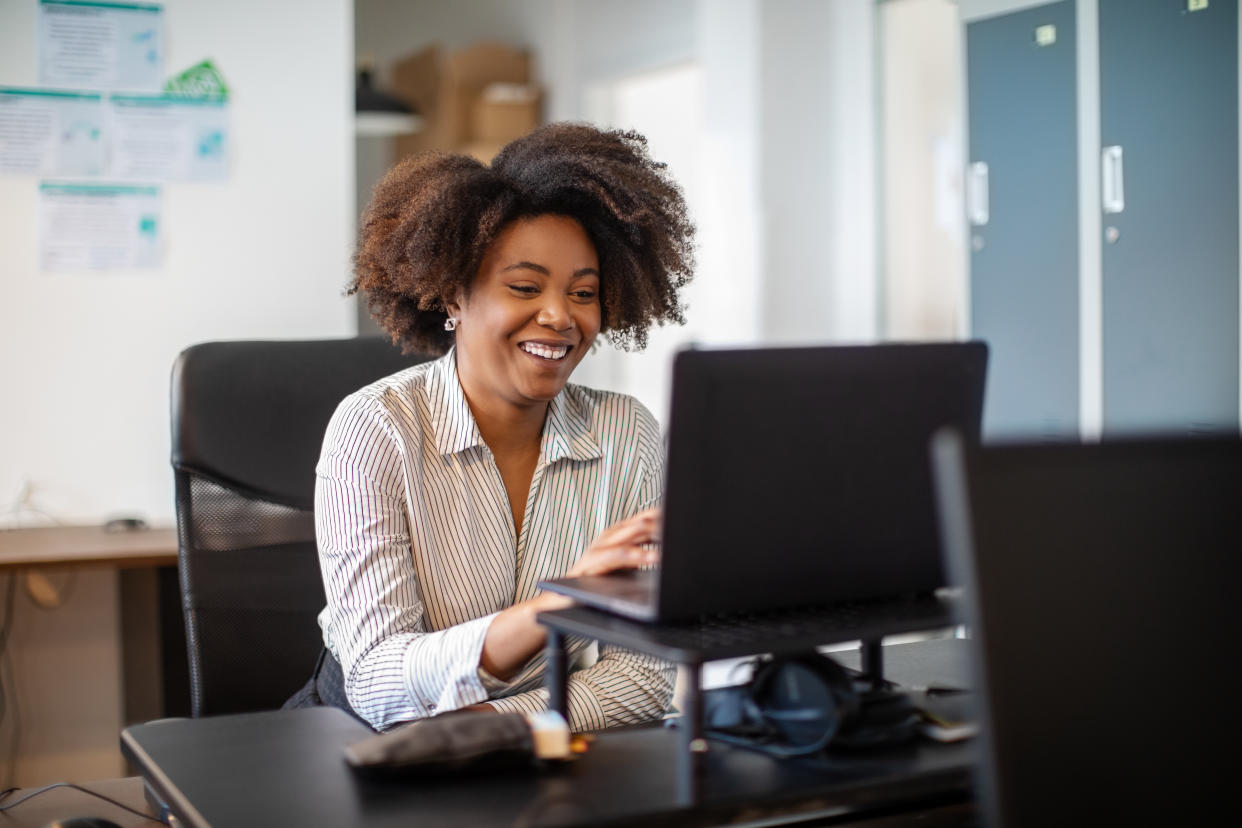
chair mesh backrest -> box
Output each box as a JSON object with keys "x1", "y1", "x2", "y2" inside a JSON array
[
  {"x1": 177, "y1": 474, "x2": 322, "y2": 716},
  {"x1": 171, "y1": 338, "x2": 427, "y2": 717}
]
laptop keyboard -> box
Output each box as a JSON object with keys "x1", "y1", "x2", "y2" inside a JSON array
[{"x1": 650, "y1": 595, "x2": 948, "y2": 652}]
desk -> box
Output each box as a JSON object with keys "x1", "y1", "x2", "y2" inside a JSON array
[
  {"x1": 0, "y1": 525, "x2": 188, "y2": 781},
  {"x1": 123, "y1": 709, "x2": 974, "y2": 828},
  {"x1": 538, "y1": 595, "x2": 957, "y2": 805},
  {"x1": 0, "y1": 525, "x2": 177, "y2": 571},
  {"x1": 120, "y1": 640, "x2": 976, "y2": 828}
]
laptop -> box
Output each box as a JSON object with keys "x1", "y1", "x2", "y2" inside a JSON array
[
  {"x1": 931, "y1": 434, "x2": 1242, "y2": 827},
  {"x1": 540, "y1": 341, "x2": 989, "y2": 622}
]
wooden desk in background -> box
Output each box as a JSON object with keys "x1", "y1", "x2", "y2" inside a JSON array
[
  {"x1": 0, "y1": 525, "x2": 178, "y2": 572},
  {"x1": 0, "y1": 525, "x2": 189, "y2": 729},
  {"x1": 0, "y1": 777, "x2": 160, "y2": 827}
]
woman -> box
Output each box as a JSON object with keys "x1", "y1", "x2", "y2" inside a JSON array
[{"x1": 305, "y1": 123, "x2": 695, "y2": 732}]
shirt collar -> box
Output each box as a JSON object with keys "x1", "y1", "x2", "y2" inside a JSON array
[
  {"x1": 429, "y1": 348, "x2": 486, "y2": 455},
  {"x1": 428, "y1": 347, "x2": 602, "y2": 464},
  {"x1": 543, "y1": 385, "x2": 603, "y2": 464}
]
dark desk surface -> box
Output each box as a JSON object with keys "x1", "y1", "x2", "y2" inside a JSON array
[
  {"x1": 121, "y1": 639, "x2": 977, "y2": 828},
  {"x1": 123, "y1": 708, "x2": 974, "y2": 828}
]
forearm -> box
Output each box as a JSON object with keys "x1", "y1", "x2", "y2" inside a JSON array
[
  {"x1": 477, "y1": 506, "x2": 659, "y2": 681},
  {"x1": 481, "y1": 647, "x2": 674, "y2": 732},
  {"x1": 339, "y1": 613, "x2": 502, "y2": 729},
  {"x1": 480, "y1": 591, "x2": 571, "y2": 680},
  {"x1": 568, "y1": 648, "x2": 675, "y2": 729}
]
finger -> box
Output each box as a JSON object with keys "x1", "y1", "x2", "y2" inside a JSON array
[
  {"x1": 605, "y1": 508, "x2": 661, "y2": 534},
  {"x1": 571, "y1": 545, "x2": 659, "y2": 577},
  {"x1": 595, "y1": 515, "x2": 661, "y2": 548},
  {"x1": 633, "y1": 508, "x2": 662, "y2": 534},
  {"x1": 589, "y1": 511, "x2": 658, "y2": 546}
]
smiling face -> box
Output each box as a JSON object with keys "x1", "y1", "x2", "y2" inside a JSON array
[{"x1": 448, "y1": 214, "x2": 602, "y2": 414}]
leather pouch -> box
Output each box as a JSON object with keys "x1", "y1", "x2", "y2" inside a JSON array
[{"x1": 344, "y1": 711, "x2": 537, "y2": 774}]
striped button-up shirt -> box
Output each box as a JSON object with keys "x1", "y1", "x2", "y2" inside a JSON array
[{"x1": 315, "y1": 348, "x2": 675, "y2": 731}]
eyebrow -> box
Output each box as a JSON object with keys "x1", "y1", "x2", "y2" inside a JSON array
[{"x1": 502, "y1": 261, "x2": 600, "y2": 278}]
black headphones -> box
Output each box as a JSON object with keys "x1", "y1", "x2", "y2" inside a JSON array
[
  {"x1": 705, "y1": 652, "x2": 860, "y2": 758},
  {"x1": 704, "y1": 651, "x2": 922, "y2": 757}
]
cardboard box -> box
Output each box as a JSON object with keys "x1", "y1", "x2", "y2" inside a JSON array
[
  {"x1": 390, "y1": 44, "x2": 448, "y2": 156},
  {"x1": 471, "y1": 83, "x2": 540, "y2": 142},
  {"x1": 460, "y1": 140, "x2": 509, "y2": 165},
  {"x1": 391, "y1": 42, "x2": 536, "y2": 160}
]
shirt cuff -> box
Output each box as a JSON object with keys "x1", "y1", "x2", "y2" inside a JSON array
[{"x1": 401, "y1": 612, "x2": 499, "y2": 717}]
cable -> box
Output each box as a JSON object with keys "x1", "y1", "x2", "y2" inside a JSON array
[
  {"x1": 0, "y1": 574, "x2": 16, "y2": 654},
  {"x1": 0, "y1": 479, "x2": 65, "y2": 531},
  {"x1": 703, "y1": 724, "x2": 837, "y2": 759},
  {"x1": 0, "y1": 781, "x2": 156, "y2": 819},
  {"x1": 0, "y1": 575, "x2": 16, "y2": 788},
  {"x1": 1, "y1": 634, "x2": 18, "y2": 789}
]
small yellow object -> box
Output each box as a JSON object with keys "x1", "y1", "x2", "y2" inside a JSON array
[
  {"x1": 1034, "y1": 24, "x2": 1056, "y2": 46},
  {"x1": 25, "y1": 571, "x2": 62, "y2": 608},
  {"x1": 1188, "y1": 0, "x2": 1208, "y2": 12}
]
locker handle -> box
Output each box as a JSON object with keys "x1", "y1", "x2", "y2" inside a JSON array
[
  {"x1": 967, "y1": 161, "x2": 989, "y2": 226},
  {"x1": 1102, "y1": 145, "x2": 1125, "y2": 214}
]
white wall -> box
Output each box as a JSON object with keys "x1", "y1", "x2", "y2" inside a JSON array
[
  {"x1": 880, "y1": 0, "x2": 967, "y2": 340},
  {"x1": 697, "y1": 0, "x2": 763, "y2": 348},
  {"x1": 0, "y1": 0, "x2": 354, "y2": 787},
  {"x1": 759, "y1": 0, "x2": 878, "y2": 344},
  {"x1": 0, "y1": 0, "x2": 886, "y2": 523},
  {"x1": 0, "y1": 0, "x2": 356, "y2": 528}
]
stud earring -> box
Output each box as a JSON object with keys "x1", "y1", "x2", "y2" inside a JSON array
[{"x1": 443, "y1": 317, "x2": 458, "y2": 332}]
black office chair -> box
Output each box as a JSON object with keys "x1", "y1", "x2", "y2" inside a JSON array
[{"x1": 170, "y1": 338, "x2": 429, "y2": 717}]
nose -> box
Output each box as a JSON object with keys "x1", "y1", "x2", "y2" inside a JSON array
[{"x1": 536, "y1": 294, "x2": 573, "y2": 331}]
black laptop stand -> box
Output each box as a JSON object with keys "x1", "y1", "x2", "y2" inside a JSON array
[{"x1": 537, "y1": 592, "x2": 957, "y2": 807}]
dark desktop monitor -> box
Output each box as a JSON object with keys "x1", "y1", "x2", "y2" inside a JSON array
[{"x1": 933, "y1": 434, "x2": 1242, "y2": 827}]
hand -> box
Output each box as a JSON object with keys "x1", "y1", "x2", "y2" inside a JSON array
[
  {"x1": 564, "y1": 507, "x2": 661, "y2": 578},
  {"x1": 524, "y1": 508, "x2": 660, "y2": 640}
]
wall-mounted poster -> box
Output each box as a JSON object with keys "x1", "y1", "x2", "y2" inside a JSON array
[
  {"x1": 0, "y1": 87, "x2": 105, "y2": 176},
  {"x1": 108, "y1": 93, "x2": 228, "y2": 181},
  {"x1": 39, "y1": 0, "x2": 164, "y2": 92},
  {"x1": 39, "y1": 181, "x2": 161, "y2": 270}
]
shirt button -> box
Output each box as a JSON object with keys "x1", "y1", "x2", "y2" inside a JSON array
[{"x1": 428, "y1": 704, "x2": 436, "y2": 712}]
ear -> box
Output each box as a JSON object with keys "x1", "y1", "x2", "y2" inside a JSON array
[{"x1": 442, "y1": 287, "x2": 464, "y2": 319}]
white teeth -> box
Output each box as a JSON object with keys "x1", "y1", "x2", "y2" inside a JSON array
[{"x1": 521, "y1": 342, "x2": 569, "y2": 360}]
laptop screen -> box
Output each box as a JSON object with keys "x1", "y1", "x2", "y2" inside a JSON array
[{"x1": 656, "y1": 341, "x2": 988, "y2": 620}]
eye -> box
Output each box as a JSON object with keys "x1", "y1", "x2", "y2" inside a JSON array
[
  {"x1": 571, "y1": 289, "x2": 598, "y2": 300},
  {"x1": 508, "y1": 284, "x2": 539, "y2": 295}
]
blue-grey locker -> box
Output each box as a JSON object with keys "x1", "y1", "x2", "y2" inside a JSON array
[
  {"x1": 967, "y1": 1, "x2": 1081, "y2": 440},
  {"x1": 1099, "y1": 0, "x2": 1239, "y2": 435}
]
